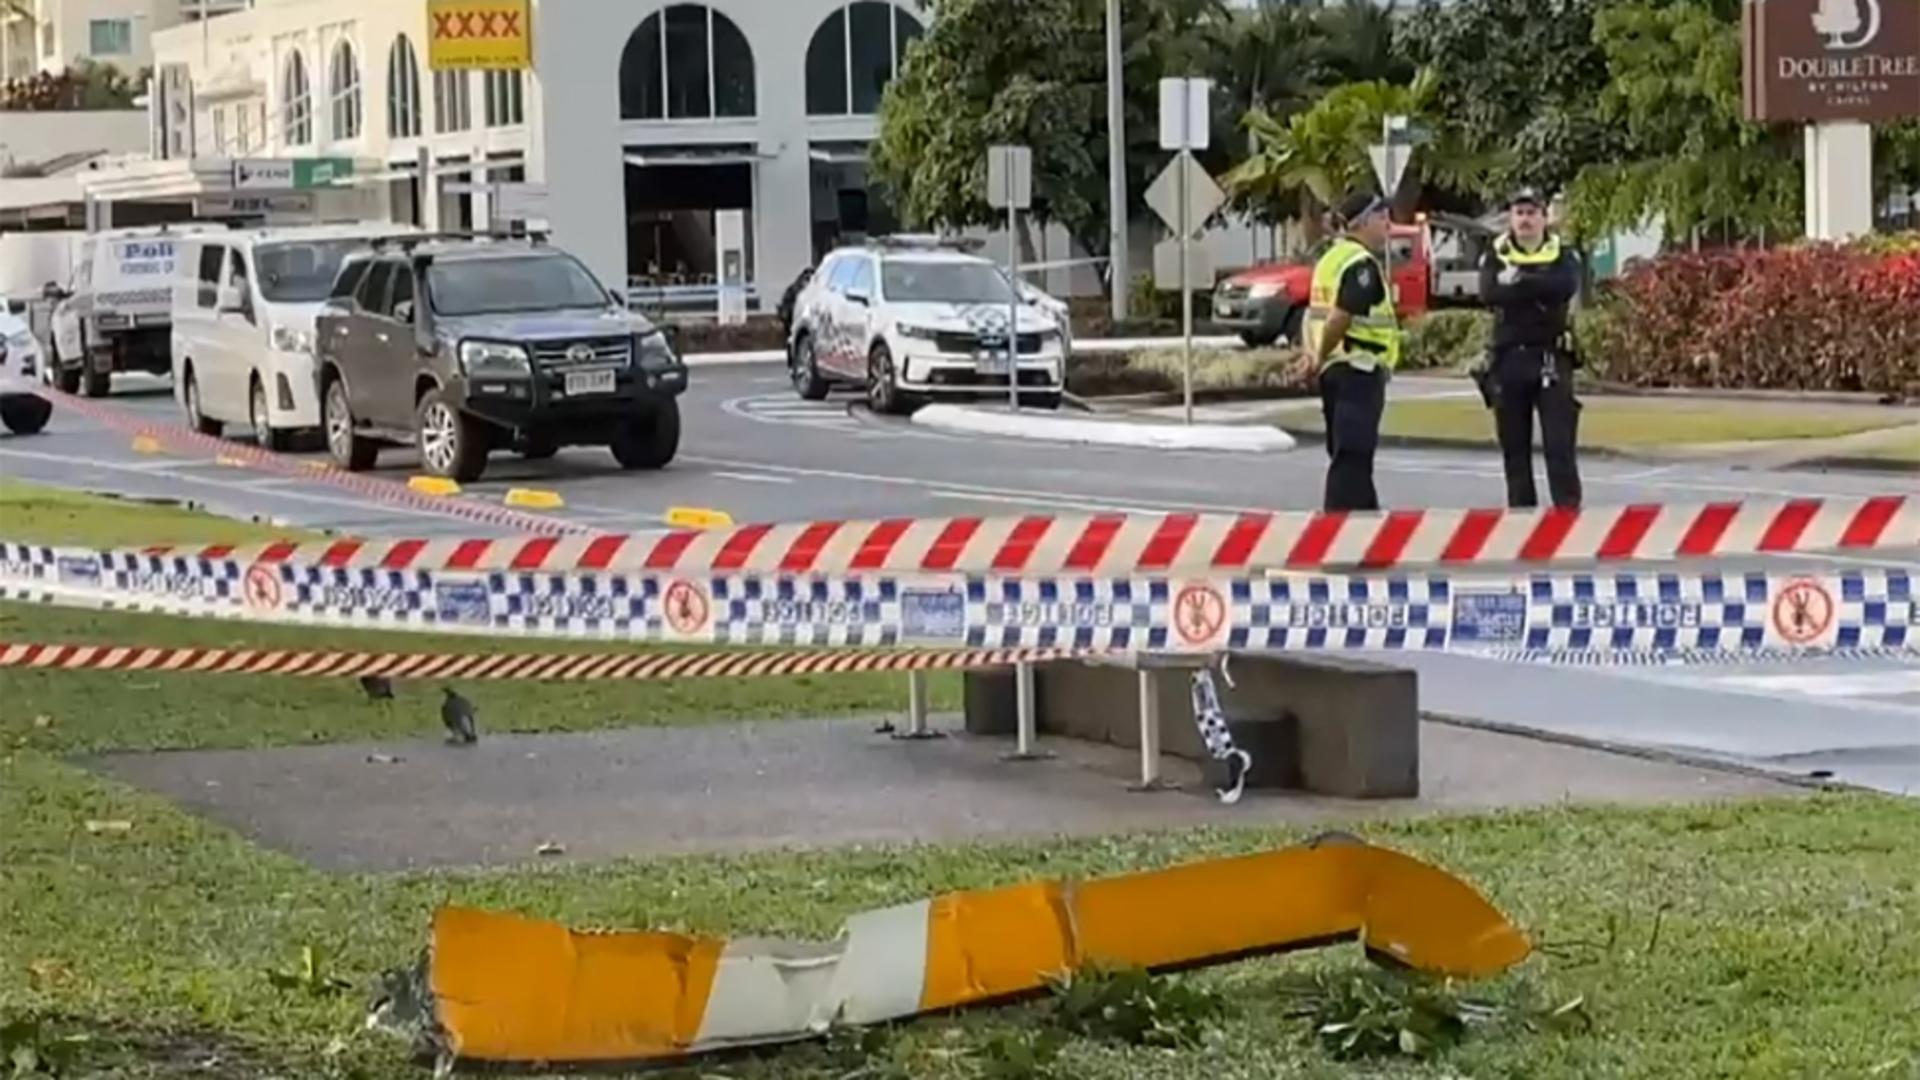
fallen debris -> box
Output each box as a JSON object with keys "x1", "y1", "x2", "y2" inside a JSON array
[{"x1": 369, "y1": 834, "x2": 1530, "y2": 1067}]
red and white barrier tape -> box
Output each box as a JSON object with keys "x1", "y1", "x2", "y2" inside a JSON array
[
  {"x1": 0, "y1": 641, "x2": 1073, "y2": 680},
  {"x1": 39, "y1": 387, "x2": 600, "y2": 537},
  {"x1": 91, "y1": 495, "x2": 1918, "y2": 575}
]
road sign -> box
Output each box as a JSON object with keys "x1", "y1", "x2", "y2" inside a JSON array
[
  {"x1": 1369, "y1": 144, "x2": 1408, "y2": 197},
  {"x1": 986, "y1": 145, "x2": 1032, "y2": 210},
  {"x1": 231, "y1": 159, "x2": 294, "y2": 190},
  {"x1": 1144, "y1": 151, "x2": 1225, "y2": 235},
  {"x1": 195, "y1": 193, "x2": 315, "y2": 216},
  {"x1": 293, "y1": 158, "x2": 354, "y2": 189},
  {"x1": 1152, "y1": 238, "x2": 1213, "y2": 291},
  {"x1": 1158, "y1": 77, "x2": 1212, "y2": 151}
]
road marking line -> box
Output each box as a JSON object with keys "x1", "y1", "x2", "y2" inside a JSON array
[
  {"x1": 711, "y1": 471, "x2": 795, "y2": 484},
  {"x1": 929, "y1": 489, "x2": 1168, "y2": 516},
  {"x1": 1707, "y1": 671, "x2": 1920, "y2": 697},
  {"x1": 680, "y1": 455, "x2": 1278, "y2": 515}
]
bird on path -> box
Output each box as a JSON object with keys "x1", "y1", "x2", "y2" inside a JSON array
[
  {"x1": 441, "y1": 688, "x2": 478, "y2": 744},
  {"x1": 360, "y1": 675, "x2": 395, "y2": 702}
]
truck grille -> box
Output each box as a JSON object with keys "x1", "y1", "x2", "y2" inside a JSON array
[
  {"x1": 930, "y1": 331, "x2": 1046, "y2": 355},
  {"x1": 531, "y1": 338, "x2": 632, "y2": 368}
]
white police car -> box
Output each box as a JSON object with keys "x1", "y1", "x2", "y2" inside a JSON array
[{"x1": 786, "y1": 237, "x2": 1069, "y2": 414}]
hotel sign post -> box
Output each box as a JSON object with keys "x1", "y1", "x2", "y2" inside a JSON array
[{"x1": 1744, "y1": 0, "x2": 1920, "y2": 239}]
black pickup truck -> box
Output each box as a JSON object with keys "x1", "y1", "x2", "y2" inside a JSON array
[{"x1": 314, "y1": 236, "x2": 688, "y2": 482}]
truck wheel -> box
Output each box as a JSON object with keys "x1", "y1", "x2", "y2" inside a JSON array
[
  {"x1": 250, "y1": 377, "x2": 293, "y2": 452},
  {"x1": 323, "y1": 377, "x2": 378, "y2": 471},
  {"x1": 181, "y1": 368, "x2": 223, "y2": 437},
  {"x1": 610, "y1": 398, "x2": 680, "y2": 470},
  {"x1": 0, "y1": 394, "x2": 53, "y2": 435},
  {"x1": 82, "y1": 363, "x2": 111, "y2": 398},
  {"x1": 416, "y1": 388, "x2": 487, "y2": 482}
]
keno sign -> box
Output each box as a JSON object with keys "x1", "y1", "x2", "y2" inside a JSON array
[
  {"x1": 1744, "y1": 0, "x2": 1920, "y2": 122},
  {"x1": 428, "y1": 0, "x2": 531, "y2": 71}
]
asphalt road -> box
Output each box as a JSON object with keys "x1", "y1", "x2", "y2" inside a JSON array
[{"x1": 2, "y1": 363, "x2": 1915, "y2": 795}]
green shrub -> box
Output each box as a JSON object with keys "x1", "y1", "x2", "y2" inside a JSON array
[{"x1": 1402, "y1": 310, "x2": 1492, "y2": 371}]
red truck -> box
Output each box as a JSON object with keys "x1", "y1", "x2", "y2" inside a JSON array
[{"x1": 1209, "y1": 216, "x2": 1491, "y2": 347}]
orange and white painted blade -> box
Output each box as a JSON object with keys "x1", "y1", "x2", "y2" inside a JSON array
[{"x1": 426, "y1": 836, "x2": 1530, "y2": 1065}]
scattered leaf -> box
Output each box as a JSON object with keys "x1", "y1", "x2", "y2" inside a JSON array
[
  {"x1": 536, "y1": 841, "x2": 566, "y2": 857},
  {"x1": 83, "y1": 820, "x2": 132, "y2": 835},
  {"x1": 31, "y1": 715, "x2": 51, "y2": 729}
]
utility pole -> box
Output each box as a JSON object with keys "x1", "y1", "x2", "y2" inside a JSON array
[{"x1": 1105, "y1": 0, "x2": 1128, "y2": 321}]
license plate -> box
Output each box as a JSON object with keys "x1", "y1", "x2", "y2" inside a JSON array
[
  {"x1": 975, "y1": 351, "x2": 1010, "y2": 374},
  {"x1": 564, "y1": 369, "x2": 616, "y2": 396},
  {"x1": 1215, "y1": 302, "x2": 1236, "y2": 317}
]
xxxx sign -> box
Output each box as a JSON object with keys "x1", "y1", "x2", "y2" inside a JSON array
[{"x1": 428, "y1": 0, "x2": 531, "y2": 71}]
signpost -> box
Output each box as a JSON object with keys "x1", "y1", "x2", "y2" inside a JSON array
[
  {"x1": 1368, "y1": 114, "x2": 1421, "y2": 302},
  {"x1": 1743, "y1": 0, "x2": 1920, "y2": 240},
  {"x1": 987, "y1": 145, "x2": 1033, "y2": 411},
  {"x1": 1154, "y1": 77, "x2": 1215, "y2": 425}
]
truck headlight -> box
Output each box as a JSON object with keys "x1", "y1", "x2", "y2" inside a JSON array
[
  {"x1": 270, "y1": 324, "x2": 314, "y2": 354},
  {"x1": 635, "y1": 330, "x2": 681, "y2": 372},
  {"x1": 458, "y1": 340, "x2": 531, "y2": 376}
]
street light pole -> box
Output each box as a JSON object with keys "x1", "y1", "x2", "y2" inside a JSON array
[{"x1": 1105, "y1": 0, "x2": 1128, "y2": 322}]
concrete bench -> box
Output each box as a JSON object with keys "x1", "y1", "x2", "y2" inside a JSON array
[{"x1": 959, "y1": 651, "x2": 1419, "y2": 799}]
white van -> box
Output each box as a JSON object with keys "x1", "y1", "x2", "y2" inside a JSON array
[
  {"x1": 48, "y1": 225, "x2": 224, "y2": 396},
  {"x1": 171, "y1": 223, "x2": 419, "y2": 449}
]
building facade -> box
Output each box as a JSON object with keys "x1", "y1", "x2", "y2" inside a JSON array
[
  {"x1": 139, "y1": 0, "x2": 1280, "y2": 310},
  {"x1": 1, "y1": 0, "x2": 247, "y2": 82}
]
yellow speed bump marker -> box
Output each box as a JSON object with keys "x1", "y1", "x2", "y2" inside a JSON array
[
  {"x1": 505, "y1": 488, "x2": 565, "y2": 511},
  {"x1": 409, "y1": 476, "x2": 462, "y2": 497},
  {"x1": 130, "y1": 435, "x2": 162, "y2": 455},
  {"x1": 666, "y1": 506, "x2": 734, "y2": 531}
]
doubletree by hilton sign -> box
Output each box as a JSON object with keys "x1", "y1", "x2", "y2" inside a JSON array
[{"x1": 1744, "y1": 0, "x2": 1920, "y2": 122}]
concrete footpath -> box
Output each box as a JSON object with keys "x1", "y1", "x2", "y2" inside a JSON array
[{"x1": 88, "y1": 716, "x2": 1795, "y2": 872}]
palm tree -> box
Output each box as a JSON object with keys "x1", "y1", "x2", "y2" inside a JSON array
[{"x1": 1222, "y1": 71, "x2": 1507, "y2": 240}]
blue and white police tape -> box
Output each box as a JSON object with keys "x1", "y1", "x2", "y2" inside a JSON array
[{"x1": 0, "y1": 543, "x2": 1912, "y2": 661}]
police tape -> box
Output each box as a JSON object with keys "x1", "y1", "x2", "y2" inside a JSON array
[
  {"x1": 0, "y1": 640, "x2": 1071, "y2": 680},
  {"x1": 86, "y1": 494, "x2": 1918, "y2": 577},
  {"x1": 38, "y1": 387, "x2": 599, "y2": 537},
  {"x1": 1, "y1": 542, "x2": 1912, "y2": 661}
]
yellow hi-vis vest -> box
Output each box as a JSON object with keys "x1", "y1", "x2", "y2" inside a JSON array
[
  {"x1": 1304, "y1": 237, "x2": 1402, "y2": 373},
  {"x1": 1493, "y1": 232, "x2": 1562, "y2": 267}
]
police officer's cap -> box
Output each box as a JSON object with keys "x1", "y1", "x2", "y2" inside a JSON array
[
  {"x1": 1336, "y1": 191, "x2": 1390, "y2": 224},
  {"x1": 1508, "y1": 186, "x2": 1547, "y2": 209}
]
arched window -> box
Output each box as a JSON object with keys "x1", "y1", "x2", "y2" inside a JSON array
[
  {"x1": 620, "y1": 4, "x2": 755, "y2": 120},
  {"x1": 387, "y1": 36, "x2": 422, "y2": 139},
  {"x1": 329, "y1": 40, "x2": 361, "y2": 141},
  {"x1": 283, "y1": 50, "x2": 313, "y2": 146},
  {"x1": 806, "y1": 2, "x2": 923, "y2": 116}
]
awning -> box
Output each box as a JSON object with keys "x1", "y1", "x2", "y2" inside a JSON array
[
  {"x1": 623, "y1": 147, "x2": 773, "y2": 168},
  {"x1": 808, "y1": 144, "x2": 869, "y2": 165}
]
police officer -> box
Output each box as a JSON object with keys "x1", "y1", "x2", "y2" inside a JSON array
[
  {"x1": 1299, "y1": 191, "x2": 1403, "y2": 512},
  {"x1": 1478, "y1": 188, "x2": 1584, "y2": 510}
]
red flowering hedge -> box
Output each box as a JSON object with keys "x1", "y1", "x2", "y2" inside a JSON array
[{"x1": 1581, "y1": 240, "x2": 1920, "y2": 396}]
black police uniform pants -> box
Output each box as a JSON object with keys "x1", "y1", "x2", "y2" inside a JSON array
[
  {"x1": 1318, "y1": 362, "x2": 1386, "y2": 512},
  {"x1": 1492, "y1": 347, "x2": 1582, "y2": 510}
]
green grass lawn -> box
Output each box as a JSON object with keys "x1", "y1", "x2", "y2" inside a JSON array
[
  {"x1": 1283, "y1": 397, "x2": 1911, "y2": 450},
  {"x1": 4, "y1": 486, "x2": 1920, "y2": 1078}
]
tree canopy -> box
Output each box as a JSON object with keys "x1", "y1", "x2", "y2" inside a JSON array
[{"x1": 870, "y1": 0, "x2": 1231, "y2": 258}]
